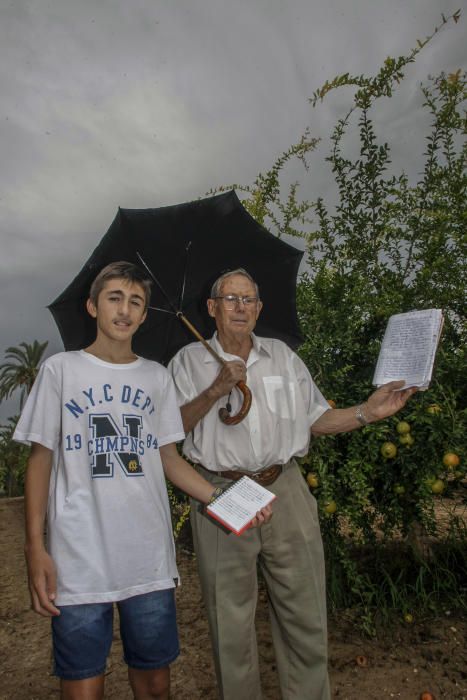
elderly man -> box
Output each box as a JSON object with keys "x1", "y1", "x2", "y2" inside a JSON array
[{"x1": 168, "y1": 268, "x2": 415, "y2": 700}]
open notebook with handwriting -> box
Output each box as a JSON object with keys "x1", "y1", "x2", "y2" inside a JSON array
[
  {"x1": 373, "y1": 309, "x2": 444, "y2": 390},
  {"x1": 206, "y1": 476, "x2": 276, "y2": 535}
]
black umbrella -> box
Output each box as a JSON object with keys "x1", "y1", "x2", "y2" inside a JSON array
[{"x1": 49, "y1": 190, "x2": 304, "y2": 422}]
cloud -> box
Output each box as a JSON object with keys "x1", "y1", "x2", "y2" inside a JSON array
[{"x1": 0, "y1": 0, "x2": 465, "y2": 420}]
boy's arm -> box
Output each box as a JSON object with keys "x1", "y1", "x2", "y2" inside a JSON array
[
  {"x1": 24, "y1": 443, "x2": 60, "y2": 617},
  {"x1": 159, "y1": 443, "x2": 217, "y2": 504},
  {"x1": 159, "y1": 443, "x2": 273, "y2": 525}
]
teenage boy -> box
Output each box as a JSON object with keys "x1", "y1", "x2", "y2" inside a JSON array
[{"x1": 14, "y1": 261, "x2": 271, "y2": 700}]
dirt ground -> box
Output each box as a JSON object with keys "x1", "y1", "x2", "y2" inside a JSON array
[{"x1": 1, "y1": 498, "x2": 466, "y2": 700}]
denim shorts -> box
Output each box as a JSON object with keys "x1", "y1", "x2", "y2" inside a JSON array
[{"x1": 51, "y1": 588, "x2": 179, "y2": 680}]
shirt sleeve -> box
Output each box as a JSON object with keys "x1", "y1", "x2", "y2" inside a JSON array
[
  {"x1": 291, "y1": 352, "x2": 330, "y2": 426},
  {"x1": 167, "y1": 348, "x2": 199, "y2": 405},
  {"x1": 13, "y1": 361, "x2": 61, "y2": 450}
]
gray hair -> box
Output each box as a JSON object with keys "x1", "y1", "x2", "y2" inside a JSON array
[{"x1": 210, "y1": 268, "x2": 260, "y2": 299}]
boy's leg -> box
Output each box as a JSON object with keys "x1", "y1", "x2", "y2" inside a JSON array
[
  {"x1": 60, "y1": 676, "x2": 105, "y2": 700},
  {"x1": 128, "y1": 667, "x2": 170, "y2": 700},
  {"x1": 117, "y1": 589, "x2": 179, "y2": 700}
]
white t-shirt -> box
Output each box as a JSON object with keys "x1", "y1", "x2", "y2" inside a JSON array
[
  {"x1": 168, "y1": 334, "x2": 330, "y2": 471},
  {"x1": 14, "y1": 350, "x2": 185, "y2": 606}
]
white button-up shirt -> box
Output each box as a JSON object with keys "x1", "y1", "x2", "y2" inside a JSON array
[{"x1": 168, "y1": 333, "x2": 330, "y2": 472}]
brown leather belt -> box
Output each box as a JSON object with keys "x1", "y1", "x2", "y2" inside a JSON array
[{"x1": 216, "y1": 464, "x2": 282, "y2": 486}]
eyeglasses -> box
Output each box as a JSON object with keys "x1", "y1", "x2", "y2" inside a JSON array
[{"x1": 213, "y1": 295, "x2": 259, "y2": 310}]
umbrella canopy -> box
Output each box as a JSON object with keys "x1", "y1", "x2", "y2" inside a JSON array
[{"x1": 49, "y1": 190, "x2": 304, "y2": 365}]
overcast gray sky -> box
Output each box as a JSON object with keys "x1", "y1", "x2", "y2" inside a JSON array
[{"x1": 0, "y1": 0, "x2": 465, "y2": 419}]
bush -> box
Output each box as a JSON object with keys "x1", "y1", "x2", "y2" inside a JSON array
[
  {"x1": 0, "y1": 416, "x2": 28, "y2": 498},
  {"x1": 215, "y1": 13, "x2": 466, "y2": 628}
]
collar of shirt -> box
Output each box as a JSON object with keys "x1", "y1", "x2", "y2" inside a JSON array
[{"x1": 204, "y1": 332, "x2": 272, "y2": 369}]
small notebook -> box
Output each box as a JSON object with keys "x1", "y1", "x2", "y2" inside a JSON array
[
  {"x1": 372, "y1": 308, "x2": 444, "y2": 390},
  {"x1": 206, "y1": 476, "x2": 276, "y2": 535}
]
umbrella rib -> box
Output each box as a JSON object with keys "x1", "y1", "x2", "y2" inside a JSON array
[
  {"x1": 136, "y1": 251, "x2": 178, "y2": 313},
  {"x1": 138, "y1": 251, "x2": 222, "y2": 365},
  {"x1": 147, "y1": 306, "x2": 175, "y2": 314},
  {"x1": 179, "y1": 241, "x2": 192, "y2": 309},
  {"x1": 137, "y1": 251, "x2": 224, "y2": 365}
]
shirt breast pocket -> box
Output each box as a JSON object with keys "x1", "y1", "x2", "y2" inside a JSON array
[{"x1": 263, "y1": 376, "x2": 296, "y2": 420}]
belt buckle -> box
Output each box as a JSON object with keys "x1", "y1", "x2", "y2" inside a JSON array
[{"x1": 258, "y1": 464, "x2": 281, "y2": 486}]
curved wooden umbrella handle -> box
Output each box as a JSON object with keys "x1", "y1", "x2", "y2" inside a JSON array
[{"x1": 218, "y1": 380, "x2": 252, "y2": 425}]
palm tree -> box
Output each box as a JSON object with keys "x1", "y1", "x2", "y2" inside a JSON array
[{"x1": 0, "y1": 340, "x2": 48, "y2": 410}]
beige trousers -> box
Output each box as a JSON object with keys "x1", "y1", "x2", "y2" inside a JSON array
[{"x1": 191, "y1": 461, "x2": 331, "y2": 700}]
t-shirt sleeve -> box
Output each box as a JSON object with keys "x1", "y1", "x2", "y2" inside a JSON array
[
  {"x1": 13, "y1": 362, "x2": 61, "y2": 450},
  {"x1": 292, "y1": 353, "x2": 330, "y2": 427},
  {"x1": 155, "y1": 371, "x2": 186, "y2": 447}
]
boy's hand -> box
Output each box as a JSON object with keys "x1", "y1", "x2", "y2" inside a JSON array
[
  {"x1": 249, "y1": 503, "x2": 273, "y2": 529},
  {"x1": 25, "y1": 546, "x2": 60, "y2": 617}
]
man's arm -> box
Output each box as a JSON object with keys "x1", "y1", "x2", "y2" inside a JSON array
[
  {"x1": 311, "y1": 380, "x2": 417, "y2": 436},
  {"x1": 24, "y1": 443, "x2": 60, "y2": 617},
  {"x1": 180, "y1": 360, "x2": 246, "y2": 432}
]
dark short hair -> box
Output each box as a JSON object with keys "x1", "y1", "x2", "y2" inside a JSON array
[
  {"x1": 89, "y1": 261, "x2": 152, "y2": 310},
  {"x1": 210, "y1": 268, "x2": 260, "y2": 299}
]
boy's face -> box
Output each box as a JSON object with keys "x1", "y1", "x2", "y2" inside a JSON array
[{"x1": 86, "y1": 278, "x2": 148, "y2": 344}]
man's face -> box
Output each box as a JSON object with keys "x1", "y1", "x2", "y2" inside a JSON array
[
  {"x1": 207, "y1": 274, "x2": 262, "y2": 340},
  {"x1": 86, "y1": 278, "x2": 147, "y2": 343}
]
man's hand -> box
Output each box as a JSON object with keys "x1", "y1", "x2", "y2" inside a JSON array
[
  {"x1": 25, "y1": 545, "x2": 60, "y2": 617},
  {"x1": 249, "y1": 503, "x2": 273, "y2": 529},
  {"x1": 365, "y1": 380, "x2": 418, "y2": 422},
  {"x1": 208, "y1": 360, "x2": 247, "y2": 400},
  {"x1": 180, "y1": 360, "x2": 247, "y2": 432}
]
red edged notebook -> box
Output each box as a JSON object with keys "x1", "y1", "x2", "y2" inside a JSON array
[{"x1": 206, "y1": 475, "x2": 276, "y2": 535}]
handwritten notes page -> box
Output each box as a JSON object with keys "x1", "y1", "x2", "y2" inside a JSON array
[
  {"x1": 372, "y1": 309, "x2": 443, "y2": 389},
  {"x1": 206, "y1": 476, "x2": 276, "y2": 535}
]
